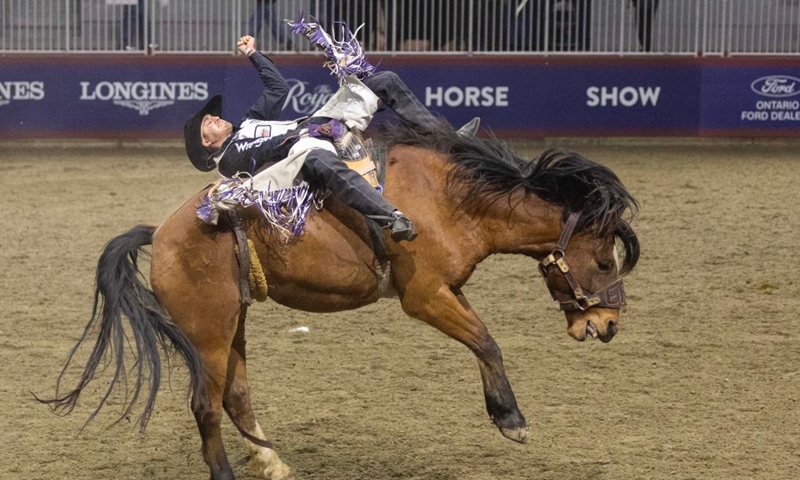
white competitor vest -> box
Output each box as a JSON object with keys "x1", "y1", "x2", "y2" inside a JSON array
[{"x1": 233, "y1": 118, "x2": 300, "y2": 142}]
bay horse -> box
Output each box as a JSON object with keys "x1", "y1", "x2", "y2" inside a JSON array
[{"x1": 40, "y1": 124, "x2": 639, "y2": 480}]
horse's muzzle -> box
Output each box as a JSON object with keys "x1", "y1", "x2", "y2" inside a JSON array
[{"x1": 567, "y1": 311, "x2": 620, "y2": 343}]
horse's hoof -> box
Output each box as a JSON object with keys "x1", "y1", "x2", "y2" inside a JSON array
[
  {"x1": 253, "y1": 465, "x2": 293, "y2": 480},
  {"x1": 249, "y1": 452, "x2": 293, "y2": 480},
  {"x1": 500, "y1": 425, "x2": 529, "y2": 443},
  {"x1": 491, "y1": 409, "x2": 528, "y2": 443}
]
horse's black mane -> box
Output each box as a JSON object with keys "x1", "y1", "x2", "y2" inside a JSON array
[{"x1": 380, "y1": 122, "x2": 640, "y2": 273}]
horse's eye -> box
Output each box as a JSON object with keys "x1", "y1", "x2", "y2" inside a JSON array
[{"x1": 597, "y1": 262, "x2": 612, "y2": 273}]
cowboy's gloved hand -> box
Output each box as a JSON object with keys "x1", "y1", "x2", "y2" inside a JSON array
[{"x1": 308, "y1": 117, "x2": 348, "y2": 142}]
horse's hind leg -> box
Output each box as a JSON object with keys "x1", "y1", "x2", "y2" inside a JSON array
[
  {"x1": 153, "y1": 294, "x2": 238, "y2": 479},
  {"x1": 194, "y1": 376, "x2": 234, "y2": 480},
  {"x1": 223, "y1": 307, "x2": 293, "y2": 480},
  {"x1": 165, "y1": 302, "x2": 238, "y2": 480},
  {"x1": 184, "y1": 302, "x2": 242, "y2": 480},
  {"x1": 151, "y1": 218, "x2": 242, "y2": 479}
]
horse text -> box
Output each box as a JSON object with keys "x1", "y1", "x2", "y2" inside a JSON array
[{"x1": 424, "y1": 86, "x2": 509, "y2": 108}]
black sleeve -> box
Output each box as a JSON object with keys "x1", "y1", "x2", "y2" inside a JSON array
[
  {"x1": 217, "y1": 131, "x2": 300, "y2": 178},
  {"x1": 243, "y1": 52, "x2": 290, "y2": 121}
]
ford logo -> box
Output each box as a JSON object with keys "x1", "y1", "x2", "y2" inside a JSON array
[{"x1": 750, "y1": 75, "x2": 800, "y2": 98}]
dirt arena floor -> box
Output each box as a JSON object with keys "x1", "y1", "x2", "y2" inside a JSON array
[{"x1": 1, "y1": 139, "x2": 798, "y2": 480}]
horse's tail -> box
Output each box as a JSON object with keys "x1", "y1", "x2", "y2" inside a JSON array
[{"x1": 35, "y1": 224, "x2": 206, "y2": 433}]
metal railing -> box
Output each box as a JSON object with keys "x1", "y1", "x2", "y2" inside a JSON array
[{"x1": 1, "y1": 0, "x2": 798, "y2": 55}]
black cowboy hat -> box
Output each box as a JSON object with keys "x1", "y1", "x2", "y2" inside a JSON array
[{"x1": 184, "y1": 95, "x2": 223, "y2": 172}]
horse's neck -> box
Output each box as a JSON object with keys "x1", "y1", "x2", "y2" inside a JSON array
[
  {"x1": 387, "y1": 149, "x2": 562, "y2": 261},
  {"x1": 474, "y1": 191, "x2": 563, "y2": 258}
]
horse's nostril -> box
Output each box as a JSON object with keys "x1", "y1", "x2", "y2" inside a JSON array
[{"x1": 607, "y1": 321, "x2": 618, "y2": 336}]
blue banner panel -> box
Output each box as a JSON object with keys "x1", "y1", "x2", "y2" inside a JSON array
[
  {"x1": 0, "y1": 59, "x2": 224, "y2": 138},
  {"x1": 384, "y1": 58, "x2": 701, "y2": 135},
  {"x1": 700, "y1": 65, "x2": 800, "y2": 135},
  {"x1": 0, "y1": 56, "x2": 798, "y2": 139}
]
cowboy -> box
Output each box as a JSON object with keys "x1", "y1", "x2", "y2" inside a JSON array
[{"x1": 184, "y1": 35, "x2": 478, "y2": 242}]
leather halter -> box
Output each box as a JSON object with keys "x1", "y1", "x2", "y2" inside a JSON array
[{"x1": 538, "y1": 211, "x2": 626, "y2": 312}]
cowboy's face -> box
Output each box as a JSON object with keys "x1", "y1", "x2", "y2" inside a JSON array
[{"x1": 201, "y1": 115, "x2": 233, "y2": 150}]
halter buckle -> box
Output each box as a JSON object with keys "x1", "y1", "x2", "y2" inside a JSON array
[
  {"x1": 555, "y1": 257, "x2": 569, "y2": 273},
  {"x1": 538, "y1": 211, "x2": 627, "y2": 313}
]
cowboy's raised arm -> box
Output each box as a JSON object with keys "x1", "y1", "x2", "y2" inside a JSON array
[{"x1": 237, "y1": 35, "x2": 289, "y2": 121}]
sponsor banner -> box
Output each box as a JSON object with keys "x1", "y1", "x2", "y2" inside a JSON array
[
  {"x1": 700, "y1": 67, "x2": 800, "y2": 132},
  {"x1": 0, "y1": 63, "x2": 218, "y2": 134},
  {"x1": 0, "y1": 62, "x2": 354, "y2": 136},
  {"x1": 0, "y1": 57, "x2": 797, "y2": 138},
  {"x1": 387, "y1": 63, "x2": 699, "y2": 134}
]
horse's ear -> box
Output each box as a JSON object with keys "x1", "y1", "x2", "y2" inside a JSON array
[{"x1": 615, "y1": 221, "x2": 639, "y2": 275}]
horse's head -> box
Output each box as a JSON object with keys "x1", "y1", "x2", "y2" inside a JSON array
[{"x1": 539, "y1": 212, "x2": 639, "y2": 343}]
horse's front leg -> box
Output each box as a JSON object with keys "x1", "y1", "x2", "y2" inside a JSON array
[{"x1": 402, "y1": 285, "x2": 528, "y2": 443}]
